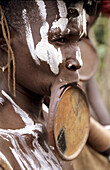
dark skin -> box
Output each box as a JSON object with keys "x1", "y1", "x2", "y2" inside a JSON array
[{"x1": 0, "y1": 1, "x2": 87, "y2": 169}]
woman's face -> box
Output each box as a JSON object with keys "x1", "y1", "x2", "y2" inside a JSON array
[{"x1": 11, "y1": 0, "x2": 86, "y2": 96}]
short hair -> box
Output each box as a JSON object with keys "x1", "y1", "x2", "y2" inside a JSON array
[{"x1": 0, "y1": 0, "x2": 39, "y2": 31}]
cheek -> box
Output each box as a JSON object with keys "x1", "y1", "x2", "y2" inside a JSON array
[{"x1": 22, "y1": 7, "x2": 63, "y2": 76}]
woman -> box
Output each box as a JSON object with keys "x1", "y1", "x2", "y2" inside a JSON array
[{"x1": 0, "y1": 0, "x2": 89, "y2": 169}]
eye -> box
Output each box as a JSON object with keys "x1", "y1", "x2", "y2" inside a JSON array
[
  {"x1": 68, "y1": 7, "x2": 79, "y2": 17},
  {"x1": 56, "y1": 37, "x2": 67, "y2": 43},
  {"x1": 52, "y1": 37, "x2": 67, "y2": 45}
]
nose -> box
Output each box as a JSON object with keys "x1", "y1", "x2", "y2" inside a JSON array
[
  {"x1": 63, "y1": 45, "x2": 83, "y2": 72},
  {"x1": 65, "y1": 58, "x2": 81, "y2": 71}
]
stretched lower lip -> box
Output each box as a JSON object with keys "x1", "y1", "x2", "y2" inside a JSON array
[{"x1": 47, "y1": 84, "x2": 90, "y2": 160}]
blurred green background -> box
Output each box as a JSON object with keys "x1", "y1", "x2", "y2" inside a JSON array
[{"x1": 89, "y1": 15, "x2": 110, "y2": 112}]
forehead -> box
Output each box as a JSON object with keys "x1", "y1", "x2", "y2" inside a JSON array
[{"x1": 2, "y1": 1, "x2": 63, "y2": 28}]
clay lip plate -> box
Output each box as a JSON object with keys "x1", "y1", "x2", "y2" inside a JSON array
[{"x1": 53, "y1": 85, "x2": 90, "y2": 160}]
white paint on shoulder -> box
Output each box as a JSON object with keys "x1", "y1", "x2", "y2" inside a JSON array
[
  {"x1": 76, "y1": 47, "x2": 83, "y2": 66},
  {"x1": 1, "y1": 90, "x2": 34, "y2": 127}
]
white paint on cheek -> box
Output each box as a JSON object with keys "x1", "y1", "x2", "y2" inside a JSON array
[
  {"x1": 76, "y1": 47, "x2": 83, "y2": 66},
  {"x1": 35, "y1": 0, "x2": 63, "y2": 74},
  {"x1": 22, "y1": 9, "x2": 40, "y2": 65},
  {"x1": 22, "y1": 1, "x2": 63, "y2": 75},
  {"x1": 57, "y1": 0, "x2": 67, "y2": 18},
  {"x1": 51, "y1": 18, "x2": 68, "y2": 33},
  {"x1": 35, "y1": 22, "x2": 63, "y2": 74}
]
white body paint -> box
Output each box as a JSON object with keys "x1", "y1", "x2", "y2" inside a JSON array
[
  {"x1": 42, "y1": 103, "x2": 49, "y2": 114},
  {"x1": 78, "y1": 9, "x2": 87, "y2": 39},
  {"x1": 35, "y1": 21, "x2": 63, "y2": 74},
  {"x1": 51, "y1": 18, "x2": 68, "y2": 33},
  {"x1": 0, "y1": 90, "x2": 62, "y2": 170},
  {"x1": 76, "y1": 47, "x2": 83, "y2": 66},
  {"x1": 51, "y1": 0, "x2": 68, "y2": 33},
  {"x1": 0, "y1": 152, "x2": 13, "y2": 170},
  {"x1": 22, "y1": 0, "x2": 64, "y2": 75},
  {"x1": 0, "y1": 97, "x2": 4, "y2": 105},
  {"x1": 57, "y1": 0, "x2": 67, "y2": 18},
  {"x1": 22, "y1": 9, "x2": 40, "y2": 65}
]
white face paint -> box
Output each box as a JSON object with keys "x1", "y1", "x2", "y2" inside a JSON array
[
  {"x1": 22, "y1": 9, "x2": 40, "y2": 65},
  {"x1": 78, "y1": 9, "x2": 87, "y2": 39},
  {"x1": 51, "y1": 0, "x2": 68, "y2": 33},
  {"x1": 76, "y1": 47, "x2": 83, "y2": 66},
  {"x1": 22, "y1": 0, "x2": 64, "y2": 75},
  {"x1": 57, "y1": 0, "x2": 67, "y2": 18},
  {"x1": 51, "y1": 18, "x2": 68, "y2": 33}
]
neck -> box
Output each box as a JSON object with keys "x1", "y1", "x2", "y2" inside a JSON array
[{"x1": 0, "y1": 80, "x2": 45, "y2": 129}]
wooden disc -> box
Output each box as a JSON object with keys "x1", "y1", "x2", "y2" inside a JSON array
[
  {"x1": 79, "y1": 39, "x2": 98, "y2": 81},
  {"x1": 54, "y1": 86, "x2": 90, "y2": 160}
]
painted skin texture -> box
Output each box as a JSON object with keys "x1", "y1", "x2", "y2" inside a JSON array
[{"x1": 0, "y1": 0, "x2": 87, "y2": 169}]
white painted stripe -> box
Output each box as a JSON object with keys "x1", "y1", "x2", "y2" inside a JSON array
[
  {"x1": 0, "y1": 152, "x2": 13, "y2": 170},
  {"x1": 0, "y1": 97, "x2": 4, "y2": 105},
  {"x1": 35, "y1": 0, "x2": 47, "y2": 21},
  {"x1": 42, "y1": 103, "x2": 49, "y2": 114},
  {"x1": 57, "y1": 0, "x2": 67, "y2": 18},
  {"x1": 22, "y1": 2, "x2": 63, "y2": 75},
  {"x1": 22, "y1": 9, "x2": 40, "y2": 65},
  {"x1": 79, "y1": 9, "x2": 87, "y2": 38},
  {"x1": 76, "y1": 47, "x2": 83, "y2": 66}
]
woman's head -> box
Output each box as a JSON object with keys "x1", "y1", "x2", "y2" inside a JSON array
[{"x1": 0, "y1": 0, "x2": 89, "y2": 96}]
